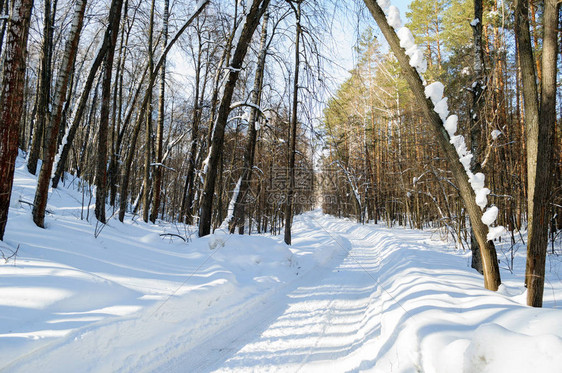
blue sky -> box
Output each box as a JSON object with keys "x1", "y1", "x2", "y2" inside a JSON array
[{"x1": 328, "y1": 0, "x2": 413, "y2": 80}]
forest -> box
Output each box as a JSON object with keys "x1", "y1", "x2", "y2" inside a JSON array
[{"x1": 0, "y1": 0, "x2": 560, "y2": 312}]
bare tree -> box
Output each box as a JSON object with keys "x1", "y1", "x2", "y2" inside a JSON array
[
  {"x1": 469, "y1": 0, "x2": 486, "y2": 274},
  {"x1": 228, "y1": 12, "x2": 269, "y2": 234},
  {"x1": 142, "y1": 0, "x2": 156, "y2": 223},
  {"x1": 150, "y1": 0, "x2": 170, "y2": 223},
  {"x1": 27, "y1": 0, "x2": 55, "y2": 175},
  {"x1": 284, "y1": 0, "x2": 301, "y2": 245},
  {"x1": 198, "y1": 0, "x2": 271, "y2": 237},
  {"x1": 179, "y1": 16, "x2": 207, "y2": 225},
  {"x1": 51, "y1": 5, "x2": 128, "y2": 189},
  {"x1": 118, "y1": 0, "x2": 210, "y2": 222}
]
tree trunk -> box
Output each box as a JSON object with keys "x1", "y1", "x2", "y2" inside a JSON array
[
  {"x1": 284, "y1": 2, "x2": 301, "y2": 245},
  {"x1": 32, "y1": 0, "x2": 87, "y2": 228},
  {"x1": 516, "y1": 0, "x2": 559, "y2": 307},
  {"x1": 229, "y1": 12, "x2": 269, "y2": 234},
  {"x1": 150, "y1": 0, "x2": 169, "y2": 223},
  {"x1": 142, "y1": 0, "x2": 156, "y2": 223},
  {"x1": 0, "y1": 0, "x2": 9, "y2": 59},
  {"x1": 198, "y1": 0, "x2": 270, "y2": 237},
  {"x1": 363, "y1": 0, "x2": 501, "y2": 290},
  {"x1": 95, "y1": 0, "x2": 124, "y2": 224},
  {"x1": 0, "y1": 0, "x2": 34, "y2": 240},
  {"x1": 469, "y1": 0, "x2": 486, "y2": 275},
  {"x1": 27, "y1": 0, "x2": 54, "y2": 175},
  {"x1": 108, "y1": 0, "x2": 129, "y2": 208},
  {"x1": 179, "y1": 21, "x2": 204, "y2": 225}
]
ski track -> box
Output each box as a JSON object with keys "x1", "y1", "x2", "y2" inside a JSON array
[{"x1": 160, "y1": 214, "x2": 424, "y2": 372}]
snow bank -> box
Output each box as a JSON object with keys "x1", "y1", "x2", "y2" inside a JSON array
[
  {"x1": 464, "y1": 323, "x2": 562, "y2": 372},
  {"x1": 349, "y1": 224, "x2": 562, "y2": 373}
]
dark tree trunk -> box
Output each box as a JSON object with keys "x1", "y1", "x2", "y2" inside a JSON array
[
  {"x1": 515, "y1": 0, "x2": 559, "y2": 307},
  {"x1": 142, "y1": 0, "x2": 156, "y2": 223},
  {"x1": 95, "y1": 0, "x2": 124, "y2": 224},
  {"x1": 198, "y1": 0, "x2": 270, "y2": 237},
  {"x1": 0, "y1": 0, "x2": 34, "y2": 240},
  {"x1": 284, "y1": 2, "x2": 301, "y2": 245},
  {"x1": 470, "y1": 0, "x2": 486, "y2": 275},
  {"x1": 108, "y1": 0, "x2": 129, "y2": 208}
]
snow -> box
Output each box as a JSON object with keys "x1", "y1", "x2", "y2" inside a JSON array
[
  {"x1": 482, "y1": 205, "x2": 499, "y2": 225},
  {"x1": 222, "y1": 176, "x2": 242, "y2": 228},
  {"x1": 425, "y1": 82, "x2": 445, "y2": 105},
  {"x1": 2, "y1": 155, "x2": 562, "y2": 372},
  {"x1": 491, "y1": 129, "x2": 502, "y2": 140},
  {"x1": 469, "y1": 172, "x2": 486, "y2": 191},
  {"x1": 202, "y1": 152, "x2": 210, "y2": 174},
  {"x1": 487, "y1": 225, "x2": 506, "y2": 241},
  {"x1": 460, "y1": 153, "x2": 473, "y2": 172},
  {"x1": 434, "y1": 97, "x2": 449, "y2": 122},
  {"x1": 377, "y1": 0, "x2": 391, "y2": 11},
  {"x1": 444, "y1": 114, "x2": 458, "y2": 137},
  {"x1": 397, "y1": 27, "x2": 415, "y2": 50},
  {"x1": 387, "y1": 6, "x2": 402, "y2": 29},
  {"x1": 405, "y1": 44, "x2": 427, "y2": 74},
  {"x1": 471, "y1": 18, "x2": 480, "y2": 27},
  {"x1": 450, "y1": 135, "x2": 468, "y2": 156},
  {"x1": 476, "y1": 187, "x2": 491, "y2": 210},
  {"x1": 465, "y1": 323, "x2": 562, "y2": 372}
]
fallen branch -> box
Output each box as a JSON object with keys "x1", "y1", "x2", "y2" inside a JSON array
[
  {"x1": 19, "y1": 200, "x2": 54, "y2": 214},
  {"x1": 1, "y1": 244, "x2": 19, "y2": 265},
  {"x1": 159, "y1": 233, "x2": 187, "y2": 242}
]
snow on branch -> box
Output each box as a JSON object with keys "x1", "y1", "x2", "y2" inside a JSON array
[
  {"x1": 229, "y1": 101, "x2": 270, "y2": 123},
  {"x1": 379, "y1": 0, "x2": 506, "y2": 240}
]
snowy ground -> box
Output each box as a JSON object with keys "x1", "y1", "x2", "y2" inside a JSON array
[{"x1": 1, "y1": 156, "x2": 562, "y2": 372}]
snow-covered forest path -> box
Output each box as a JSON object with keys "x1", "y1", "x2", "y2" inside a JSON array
[
  {"x1": 3, "y1": 163, "x2": 561, "y2": 373},
  {"x1": 203, "y1": 215, "x2": 387, "y2": 372},
  {"x1": 155, "y1": 211, "x2": 562, "y2": 373}
]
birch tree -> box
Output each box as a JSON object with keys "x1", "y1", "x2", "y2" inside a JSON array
[
  {"x1": 228, "y1": 12, "x2": 269, "y2": 234},
  {"x1": 150, "y1": 0, "x2": 170, "y2": 223},
  {"x1": 32, "y1": 0, "x2": 87, "y2": 228}
]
